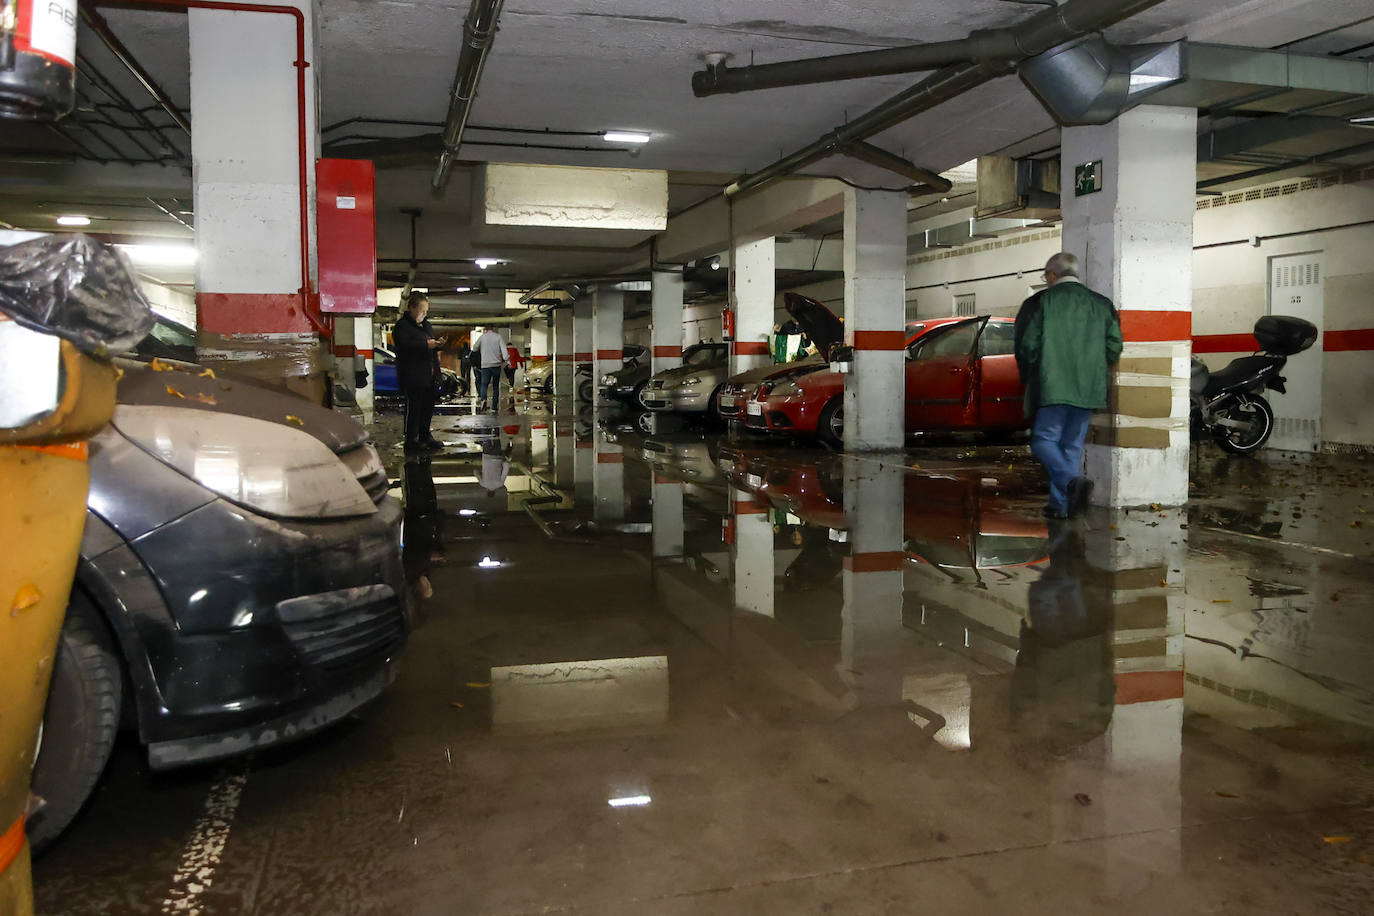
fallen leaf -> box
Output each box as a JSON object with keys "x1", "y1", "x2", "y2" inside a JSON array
[
  {"x1": 165, "y1": 385, "x2": 185, "y2": 399},
  {"x1": 1212, "y1": 599, "x2": 1232, "y2": 604},
  {"x1": 285, "y1": 414, "x2": 304, "y2": 426},
  {"x1": 466, "y1": 681, "x2": 491, "y2": 688},
  {"x1": 449, "y1": 701, "x2": 464, "y2": 709},
  {"x1": 1073, "y1": 793, "x2": 1092, "y2": 807},
  {"x1": 11, "y1": 584, "x2": 41, "y2": 615},
  {"x1": 149, "y1": 357, "x2": 176, "y2": 372},
  {"x1": 114, "y1": 366, "x2": 124, "y2": 381},
  {"x1": 1215, "y1": 790, "x2": 1240, "y2": 799},
  {"x1": 192, "y1": 392, "x2": 217, "y2": 405},
  {"x1": 1149, "y1": 502, "x2": 1163, "y2": 511},
  {"x1": 198, "y1": 367, "x2": 216, "y2": 378},
  {"x1": 1323, "y1": 836, "x2": 1352, "y2": 845}
]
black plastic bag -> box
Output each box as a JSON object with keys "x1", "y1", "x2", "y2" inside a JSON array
[{"x1": 0, "y1": 234, "x2": 155, "y2": 355}]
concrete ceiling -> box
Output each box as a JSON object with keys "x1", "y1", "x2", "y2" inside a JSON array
[{"x1": 1, "y1": 0, "x2": 1372, "y2": 298}]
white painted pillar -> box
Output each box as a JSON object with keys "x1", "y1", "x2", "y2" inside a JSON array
[
  {"x1": 843, "y1": 189, "x2": 908, "y2": 451},
  {"x1": 574, "y1": 431, "x2": 593, "y2": 507},
  {"x1": 553, "y1": 418, "x2": 576, "y2": 489},
  {"x1": 331, "y1": 314, "x2": 355, "y2": 405},
  {"x1": 651, "y1": 474, "x2": 685, "y2": 562},
  {"x1": 1061, "y1": 105, "x2": 1196, "y2": 507},
  {"x1": 353, "y1": 316, "x2": 374, "y2": 420},
  {"x1": 593, "y1": 428, "x2": 625, "y2": 523},
  {"x1": 732, "y1": 492, "x2": 775, "y2": 617},
  {"x1": 731, "y1": 237, "x2": 775, "y2": 375},
  {"x1": 573, "y1": 299, "x2": 593, "y2": 401},
  {"x1": 553, "y1": 307, "x2": 574, "y2": 400},
  {"x1": 529, "y1": 317, "x2": 550, "y2": 358},
  {"x1": 651, "y1": 268, "x2": 685, "y2": 375},
  {"x1": 592, "y1": 287, "x2": 624, "y2": 401},
  {"x1": 189, "y1": 1, "x2": 321, "y2": 360},
  {"x1": 841, "y1": 456, "x2": 905, "y2": 704}
]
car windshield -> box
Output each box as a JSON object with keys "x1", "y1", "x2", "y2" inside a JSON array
[{"x1": 683, "y1": 346, "x2": 722, "y2": 367}]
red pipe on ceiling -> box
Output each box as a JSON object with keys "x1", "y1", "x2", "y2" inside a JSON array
[{"x1": 89, "y1": 0, "x2": 330, "y2": 337}]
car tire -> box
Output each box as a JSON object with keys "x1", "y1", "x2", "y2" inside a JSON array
[
  {"x1": 817, "y1": 398, "x2": 844, "y2": 448},
  {"x1": 707, "y1": 386, "x2": 725, "y2": 420},
  {"x1": 28, "y1": 590, "x2": 123, "y2": 854},
  {"x1": 577, "y1": 378, "x2": 594, "y2": 403}
]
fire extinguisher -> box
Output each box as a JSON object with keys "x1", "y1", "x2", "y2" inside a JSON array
[
  {"x1": 0, "y1": 0, "x2": 78, "y2": 121},
  {"x1": 721, "y1": 306, "x2": 735, "y2": 341}
]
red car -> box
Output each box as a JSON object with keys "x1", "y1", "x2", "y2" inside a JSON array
[{"x1": 736, "y1": 293, "x2": 1027, "y2": 446}]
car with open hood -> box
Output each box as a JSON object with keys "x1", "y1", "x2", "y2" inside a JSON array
[
  {"x1": 28, "y1": 346, "x2": 408, "y2": 852},
  {"x1": 735, "y1": 293, "x2": 1027, "y2": 446},
  {"x1": 638, "y1": 342, "x2": 730, "y2": 416}
]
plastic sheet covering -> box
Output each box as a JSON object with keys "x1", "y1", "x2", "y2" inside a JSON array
[
  {"x1": 196, "y1": 332, "x2": 327, "y2": 379},
  {"x1": 0, "y1": 234, "x2": 153, "y2": 355}
]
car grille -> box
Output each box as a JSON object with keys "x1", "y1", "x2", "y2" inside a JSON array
[
  {"x1": 650, "y1": 379, "x2": 666, "y2": 389},
  {"x1": 644, "y1": 399, "x2": 669, "y2": 409},
  {"x1": 340, "y1": 445, "x2": 389, "y2": 504},
  {"x1": 276, "y1": 584, "x2": 405, "y2": 671}
]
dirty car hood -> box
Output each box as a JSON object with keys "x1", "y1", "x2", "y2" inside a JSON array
[
  {"x1": 115, "y1": 358, "x2": 369, "y2": 453},
  {"x1": 652, "y1": 363, "x2": 726, "y2": 385}
]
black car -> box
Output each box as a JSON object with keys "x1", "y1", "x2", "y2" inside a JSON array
[{"x1": 29, "y1": 349, "x2": 408, "y2": 851}]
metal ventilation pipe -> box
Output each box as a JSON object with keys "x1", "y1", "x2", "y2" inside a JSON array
[
  {"x1": 720, "y1": 0, "x2": 1169, "y2": 197},
  {"x1": 432, "y1": 0, "x2": 505, "y2": 190}
]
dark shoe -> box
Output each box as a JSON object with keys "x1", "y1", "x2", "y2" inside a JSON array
[
  {"x1": 1042, "y1": 505, "x2": 1068, "y2": 520},
  {"x1": 1068, "y1": 476, "x2": 1094, "y2": 517},
  {"x1": 423, "y1": 439, "x2": 445, "y2": 451}
]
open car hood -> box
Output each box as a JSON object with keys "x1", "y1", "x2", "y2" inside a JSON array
[{"x1": 783, "y1": 292, "x2": 844, "y2": 357}]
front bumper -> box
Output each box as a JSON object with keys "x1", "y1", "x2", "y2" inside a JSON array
[
  {"x1": 598, "y1": 383, "x2": 640, "y2": 403},
  {"x1": 92, "y1": 494, "x2": 409, "y2": 767},
  {"x1": 642, "y1": 385, "x2": 711, "y2": 413},
  {"x1": 746, "y1": 395, "x2": 823, "y2": 434}
]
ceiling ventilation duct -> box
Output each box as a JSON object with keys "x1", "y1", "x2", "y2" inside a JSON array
[{"x1": 1018, "y1": 35, "x2": 1184, "y2": 126}]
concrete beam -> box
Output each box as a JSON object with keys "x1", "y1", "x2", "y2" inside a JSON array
[{"x1": 652, "y1": 177, "x2": 847, "y2": 265}]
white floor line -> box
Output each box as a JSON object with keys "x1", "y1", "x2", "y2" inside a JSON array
[
  {"x1": 1199, "y1": 526, "x2": 1360, "y2": 560},
  {"x1": 160, "y1": 769, "x2": 249, "y2": 914}
]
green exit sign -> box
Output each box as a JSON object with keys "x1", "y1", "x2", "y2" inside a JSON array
[{"x1": 1075, "y1": 160, "x2": 1104, "y2": 197}]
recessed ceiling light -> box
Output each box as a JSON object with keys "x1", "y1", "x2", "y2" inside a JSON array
[
  {"x1": 602, "y1": 131, "x2": 651, "y2": 144},
  {"x1": 56, "y1": 214, "x2": 90, "y2": 227},
  {"x1": 455, "y1": 286, "x2": 473, "y2": 293},
  {"x1": 474, "y1": 258, "x2": 502, "y2": 270},
  {"x1": 608, "y1": 795, "x2": 652, "y2": 808}
]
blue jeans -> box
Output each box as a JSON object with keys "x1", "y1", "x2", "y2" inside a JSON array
[
  {"x1": 1031, "y1": 405, "x2": 1092, "y2": 512},
  {"x1": 476, "y1": 366, "x2": 502, "y2": 405}
]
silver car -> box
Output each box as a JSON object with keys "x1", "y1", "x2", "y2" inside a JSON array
[{"x1": 639, "y1": 343, "x2": 730, "y2": 415}]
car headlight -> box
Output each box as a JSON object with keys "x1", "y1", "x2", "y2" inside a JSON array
[
  {"x1": 114, "y1": 405, "x2": 377, "y2": 519},
  {"x1": 679, "y1": 376, "x2": 702, "y2": 386},
  {"x1": 601, "y1": 374, "x2": 615, "y2": 385}
]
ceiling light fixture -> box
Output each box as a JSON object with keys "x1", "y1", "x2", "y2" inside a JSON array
[
  {"x1": 607, "y1": 795, "x2": 652, "y2": 808},
  {"x1": 474, "y1": 258, "x2": 502, "y2": 270},
  {"x1": 56, "y1": 215, "x2": 90, "y2": 227},
  {"x1": 455, "y1": 286, "x2": 473, "y2": 293},
  {"x1": 477, "y1": 555, "x2": 502, "y2": 569},
  {"x1": 602, "y1": 131, "x2": 651, "y2": 144},
  {"x1": 117, "y1": 243, "x2": 197, "y2": 266}
]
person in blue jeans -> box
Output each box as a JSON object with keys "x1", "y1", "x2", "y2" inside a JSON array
[
  {"x1": 471, "y1": 325, "x2": 509, "y2": 412},
  {"x1": 1014, "y1": 252, "x2": 1123, "y2": 518}
]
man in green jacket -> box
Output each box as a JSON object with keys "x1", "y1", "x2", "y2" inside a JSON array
[{"x1": 1014, "y1": 252, "x2": 1123, "y2": 518}]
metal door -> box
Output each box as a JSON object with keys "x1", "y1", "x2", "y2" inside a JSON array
[{"x1": 1266, "y1": 253, "x2": 1324, "y2": 452}]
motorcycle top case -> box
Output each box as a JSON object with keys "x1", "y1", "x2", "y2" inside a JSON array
[{"x1": 1254, "y1": 315, "x2": 1317, "y2": 355}]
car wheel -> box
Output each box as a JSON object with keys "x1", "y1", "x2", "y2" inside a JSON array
[
  {"x1": 636, "y1": 411, "x2": 655, "y2": 434},
  {"x1": 818, "y1": 398, "x2": 844, "y2": 448},
  {"x1": 28, "y1": 590, "x2": 123, "y2": 854},
  {"x1": 542, "y1": 379, "x2": 553, "y2": 397},
  {"x1": 707, "y1": 386, "x2": 725, "y2": 420},
  {"x1": 577, "y1": 378, "x2": 594, "y2": 403}
]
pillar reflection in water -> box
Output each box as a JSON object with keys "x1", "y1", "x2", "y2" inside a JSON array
[
  {"x1": 731, "y1": 491, "x2": 775, "y2": 618},
  {"x1": 841, "y1": 456, "x2": 905, "y2": 706},
  {"x1": 651, "y1": 473, "x2": 684, "y2": 563},
  {"x1": 592, "y1": 427, "x2": 625, "y2": 523}
]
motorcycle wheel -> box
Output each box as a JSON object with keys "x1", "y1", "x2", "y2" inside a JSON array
[{"x1": 1215, "y1": 395, "x2": 1274, "y2": 455}]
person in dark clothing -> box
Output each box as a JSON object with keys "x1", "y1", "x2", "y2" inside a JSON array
[
  {"x1": 393, "y1": 292, "x2": 446, "y2": 453},
  {"x1": 1014, "y1": 252, "x2": 1122, "y2": 519},
  {"x1": 454, "y1": 337, "x2": 474, "y2": 397}
]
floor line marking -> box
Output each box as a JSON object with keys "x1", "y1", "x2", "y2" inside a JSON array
[
  {"x1": 160, "y1": 769, "x2": 249, "y2": 914},
  {"x1": 1198, "y1": 526, "x2": 1361, "y2": 560}
]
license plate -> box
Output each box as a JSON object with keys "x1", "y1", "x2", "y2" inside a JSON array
[
  {"x1": 747, "y1": 473, "x2": 763, "y2": 488},
  {"x1": 719, "y1": 395, "x2": 736, "y2": 408},
  {"x1": 746, "y1": 401, "x2": 763, "y2": 416}
]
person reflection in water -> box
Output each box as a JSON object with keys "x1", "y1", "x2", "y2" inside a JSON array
[
  {"x1": 1012, "y1": 522, "x2": 1115, "y2": 758},
  {"x1": 402, "y1": 457, "x2": 444, "y2": 606},
  {"x1": 481, "y1": 434, "x2": 513, "y2": 498}
]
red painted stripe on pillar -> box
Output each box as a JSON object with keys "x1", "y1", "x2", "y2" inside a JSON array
[
  {"x1": 597, "y1": 452, "x2": 623, "y2": 464},
  {"x1": 653, "y1": 345, "x2": 682, "y2": 358},
  {"x1": 556, "y1": 354, "x2": 573, "y2": 361},
  {"x1": 1114, "y1": 670, "x2": 1184, "y2": 705},
  {"x1": 653, "y1": 473, "x2": 675, "y2": 485},
  {"x1": 1325, "y1": 328, "x2": 1374, "y2": 351},
  {"x1": 843, "y1": 551, "x2": 905, "y2": 573},
  {"x1": 198, "y1": 292, "x2": 313, "y2": 334},
  {"x1": 596, "y1": 349, "x2": 622, "y2": 360},
  {"x1": 331, "y1": 344, "x2": 356, "y2": 357},
  {"x1": 732, "y1": 341, "x2": 769, "y2": 356},
  {"x1": 1192, "y1": 333, "x2": 1256, "y2": 353},
  {"x1": 1118, "y1": 310, "x2": 1191, "y2": 343},
  {"x1": 574, "y1": 352, "x2": 593, "y2": 362},
  {"x1": 733, "y1": 499, "x2": 768, "y2": 515},
  {"x1": 575, "y1": 440, "x2": 591, "y2": 449},
  {"x1": 357, "y1": 348, "x2": 374, "y2": 359},
  {"x1": 851, "y1": 330, "x2": 907, "y2": 351}
]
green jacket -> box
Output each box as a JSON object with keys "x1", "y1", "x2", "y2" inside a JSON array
[{"x1": 1013, "y1": 278, "x2": 1122, "y2": 412}]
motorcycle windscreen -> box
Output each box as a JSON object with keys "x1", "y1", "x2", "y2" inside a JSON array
[{"x1": 906, "y1": 318, "x2": 983, "y2": 430}]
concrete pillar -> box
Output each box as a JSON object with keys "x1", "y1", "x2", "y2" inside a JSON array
[
  {"x1": 841, "y1": 457, "x2": 905, "y2": 705},
  {"x1": 1061, "y1": 105, "x2": 1196, "y2": 507},
  {"x1": 529, "y1": 317, "x2": 550, "y2": 359},
  {"x1": 593, "y1": 427, "x2": 624, "y2": 523},
  {"x1": 730, "y1": 237, "x2": 775, "y2": 375},
  {"x1": 651, "y1": 268, "x2": 685, "y2": 375},
  {"x1": 574, "y1": 431, "x2": 593, "y2": 507},
  {"x1": 331, "y1": 315, "x2": 355, "y2": 405},
  {"x1": 553, "y1": 418, "x2": 576, "y2": 489},
  {"x1": 651, "y1": 474, "x2": 685, "y2": 562},
  {"x1": 573, "y1": 299, "x2": 593, "y2": 400},
  {"x1": 732, "y1": 493, "x2": 775, "y2": 617},
  {"x1": 189, "y1": 1, "x2": 322, "y2": 391},
  {"x1": 842, "y1": 189, "x2": 908, "y2": 451},
  {"x1": 592, "y1": 287, "x2": 624, "y2": 399},
  {"x1": 553, "y1": 307, "x2": 574, "y2": 400},
  {"x1": 353, "y1": 316, "x2": 374, "y2": 419}
]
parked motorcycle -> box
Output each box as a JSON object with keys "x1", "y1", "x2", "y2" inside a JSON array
[{"x1": 1190, "y1": 315, "x2": 1317, "y2": 454}]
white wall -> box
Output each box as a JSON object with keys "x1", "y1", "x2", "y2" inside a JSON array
[{"x1": 140, "y1": 279, "x2": 197, "y2": 328}]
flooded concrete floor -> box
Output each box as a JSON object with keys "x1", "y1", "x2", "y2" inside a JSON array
[{"x1": 33, "y1": 399, "x2": 1374, "y2": 914}]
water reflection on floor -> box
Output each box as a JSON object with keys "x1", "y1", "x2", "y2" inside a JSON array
[{"x1": 35, "y1": 399, "x2": 1374, "y2": 915}]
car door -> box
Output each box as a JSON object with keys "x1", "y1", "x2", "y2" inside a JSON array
[
  {"x1": 906, "y1": 317, "x2": 985, "y2": 430},
  {"x1": 974, "y1": 320, "x2": 1026, "y2": 429}
]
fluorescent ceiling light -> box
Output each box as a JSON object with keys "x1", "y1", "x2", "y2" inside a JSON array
[
  {"x1": 118, "y1": 243, "x2": 197, "y2": 266},
  {"x1": 455, "y1": 286, "x2": 473, "y2": 293},
  {"x1": 607, "y1": 795, "x2": 652, "y2": 808},
  {"x1": 56, "y1": 214, "x2": 90, "y2": 227},
  {"x1": 430, "y1": 475, "x2": 480, "y2": 484},
  {"x1": 474, "y1": 258, "x2": 502, "y2": 270},
  {"x1": 477, "y1": 555, "x2": 502, "y2": 569},
  {"x1": 602, "y1": 131, "x2": 651, "y2": 144},
  {"x1": 457, "y1": 508, "x2": 477, "y2": 516}
]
